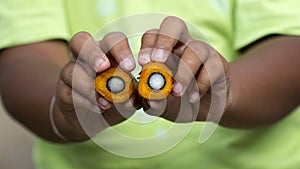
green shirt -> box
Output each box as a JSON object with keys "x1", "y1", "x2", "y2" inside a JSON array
[{"x1": 1, "y1": 0, "x2": 300, "y2": 168}]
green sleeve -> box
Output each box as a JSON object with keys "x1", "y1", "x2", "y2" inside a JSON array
[
  {"x1": 0, "y1": 0, "x2": 70, "y2": 49},
  {"x1": 234, "y1": 0, "x2": 300, "y2": 50}
]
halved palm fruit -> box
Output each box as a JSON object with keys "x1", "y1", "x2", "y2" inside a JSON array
[
  {"x1": 138, "y1": 62, "x2": 173, "y2": 100},
  {"x1": 94, "y1": 68, "x2": 134, "y2": 103}
]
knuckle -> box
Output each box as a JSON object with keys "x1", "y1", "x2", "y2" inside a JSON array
[
  {"x1": 182, "y1": 51, "x2": 201, "y2": 67},
  {"x1": 103, "y1": 31, "x2": 126, "y2": 42},
  {"x1": 187, "y1": 40, "x2": 201, "y2": 48},
  {"x1": 142, "y1": 29, "x2": 158, "y2": 42},
  {"x1": 162, "y1": 16, "x2": 187, "y2": 35},
  {"x1": 70, "y1": 32, "x2": 91, "y2": 48},
  {"x1": 161, "y1": 16, "x2": 190, "y2": 42},
  {"x1": 63, "y1": 90, "x2": 73, "y2": 105},
  {"x1": 61, "y1": 62, "x2": 75, "y2": 84},
  {"x1": 164, "y1": 16, "x2": 185, "y2": 27},
  {"x1": 187, "y1": 40, "x2": 210, "y2": 61},
  {"x1": 145, "y1": 29, "x2": 159, "y2": 34},
  {"x1": 72, "y1": 31, "x2": 91, "y2": 42},
  {"x1": 57, "y1": 84, "x2": 73, "y2": 105},
  {"x1": 156, "y1": 34, "x2": 176, "y2": 48},
  {"x1": 102, "y1": 32, "x2": 128, "y2": 55},
  {"x1": 197, "y1": 77, "x2": 211, "y2": 96}
]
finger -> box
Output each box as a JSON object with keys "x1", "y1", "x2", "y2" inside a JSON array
[
  {"x1": 173, "y1": 40, "x2": 210, "y2": 96},
  {"x1": 195, "y1": 51, "x2": 227, "y2": 97},
  {"x1": 101, "y1": 97, "x2": 137, "y2": 126},
  {"x1": 56, "y1": 79, "x2": 73, "y2": 106},
  {"x1": 145, "y1": 99, "x2": 167, "y2": 117},
  {"x1": 73, "y1": 89, "x2": 101, "y2": 113},
  {"x1": 138, "y1": 29, "x2": 159, "y2": 65},
  {"x1": 151, "y1": 16, "x2": 190, "y2": 62},
  {"x1": 56, "y1": 79, "x2": 100, "y2": 113},
  {"x1": 114, "y1": 95, "x2": 137, "y2": 118},
  {"x1": 98, "y1": 96, "x2": 112, "y2": 110},
  {"x1": 60, "y1": 61, "x2": 99, "y2": 105},
  {"x1": 70, "y1": 31, "x2": 110, "y2": 73},
  {"x1": 99, "y1": 32, "x2": 135, "y2": 72},
  {"x1": 187, "y1": 80, "x2": 200, "y2": 104}
]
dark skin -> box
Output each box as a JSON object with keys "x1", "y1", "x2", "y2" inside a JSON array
[{"x1": 0, "y1": 16, "x2": 299, "y2": 143}]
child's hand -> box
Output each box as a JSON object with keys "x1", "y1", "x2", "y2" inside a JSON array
[
  {"x1": 138, "y1": 16, "x2": 230, "y2": 122},
  {"x1": 54, "y1": 32, "x2": 140, "y2": 141}
]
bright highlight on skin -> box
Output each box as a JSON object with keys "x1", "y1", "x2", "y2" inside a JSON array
[
  {"x1": 148, "y1": 73, "x2": 166, "y2": 91},
  {"x1": 107, "y1": 76, "x2": 125, "y2": 93}
]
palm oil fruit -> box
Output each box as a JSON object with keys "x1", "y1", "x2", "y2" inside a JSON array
[
  {"x1": 138, "y1": 62, "x2": 173, "y2": 100},
  {"x1": 94, "y1": 67, "x2": 134, "y2": 103}
]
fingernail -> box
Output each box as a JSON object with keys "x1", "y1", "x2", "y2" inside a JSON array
[
  {"x1": 152, "y1": 49, "x2": 166, "y2": 62},
  {"x1": 148, "y1": 100, "x2": 156, "y2": 107},
  {"x1": 139, "y1": 53, "x2": 151, "y2": 65},
  {"x1": 173, "y1": 82, "x2": 183, "y2": 95},
  {"x1": 189, "y1": 92, "x2": 200, "y2": 103},
  {"x1": 99, "y1": 97, "x2": 109, "y2": 107},
  {"x1": 121, "y1": 58, "x2": 133, "y2": 71},
  {"x1": 95, "y1": 58, "x2": 104, "y2": 71}
]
